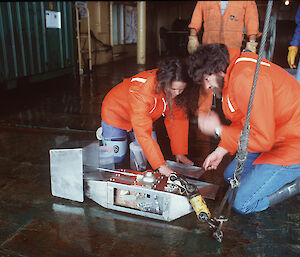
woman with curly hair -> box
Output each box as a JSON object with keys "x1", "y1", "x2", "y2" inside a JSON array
[{"x1": 100, "y1": 57, "x2": 194, "y2": 176}]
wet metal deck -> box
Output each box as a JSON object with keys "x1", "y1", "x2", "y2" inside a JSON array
[{"x1": 0, "y1": 56, "x2": 299, "y2": 256}]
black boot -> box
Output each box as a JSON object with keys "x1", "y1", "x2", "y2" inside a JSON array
[{"x1": 268, "y1": 177, "x2": 300, "y2": 206}]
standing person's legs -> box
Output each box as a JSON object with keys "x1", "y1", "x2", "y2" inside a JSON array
[
  {"x1": 224, "y1": 153, "x2": 300, "y2": 214},
  {"x1": 101, "y1": 120, "x2": 128, "y2": 163}
]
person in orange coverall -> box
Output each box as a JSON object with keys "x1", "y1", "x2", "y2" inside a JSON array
[
  {"x1": 101, "y1": 57, "x2": 194, "y2": 177},
  {"x1": 187, "y1": 1, "x2": 260, "y2": 54},
  {"x1": 188, "y1": 43, "x2": 300, "y2": 214}
]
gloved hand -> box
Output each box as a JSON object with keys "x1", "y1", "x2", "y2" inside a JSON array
[
  {"x1": 287, "y1": 46, "x2": 298, "y2": 69},
  {"x1": 187, "y1": 35, "x2": 200, "y2": 54},
  {"x1": 245, "y1": 41, "x2": 258, "y2": 53}
]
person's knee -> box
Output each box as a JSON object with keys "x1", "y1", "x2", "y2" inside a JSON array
[
  {"x1": 232, "y1": 197, "x2": 264, "y2": 215},
  {"x1": 231, "y1": 197, "x2": 254, "y2": 215},
  {"x1": 232, "y1": 202, "x2": 250, "y2": 215}
]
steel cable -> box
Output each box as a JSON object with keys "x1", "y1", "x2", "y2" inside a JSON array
[{"x1": 212, "y1": 0, "x2": 274, "y2": 242}]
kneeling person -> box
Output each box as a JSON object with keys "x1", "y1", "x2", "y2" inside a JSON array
[
  {"x1": 101, "y1": 57, "x2": 194, "y2": 177},
  {"x1": 188, "y1": 43, "x2": 300, "y2": 214}
]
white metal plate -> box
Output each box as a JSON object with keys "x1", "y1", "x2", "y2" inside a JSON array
[{"x1": 50, "y1": 148, "x2": 84, "y2": 202}]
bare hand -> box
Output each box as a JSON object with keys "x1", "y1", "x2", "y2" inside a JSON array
[
  {"x1": 198, "y1": 111, "x2": 221, "y2": 136},
  {"x1": 203, "y1": 147, "x2": 228, "y2": 170},
  {"x1": 175, "y1": 154, "x2": 194, "y2": 166},
  {"x1": 158, "y1": 165, "x2": 174, "y2": 177}
]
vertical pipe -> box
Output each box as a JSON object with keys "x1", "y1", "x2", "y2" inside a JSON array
[
  {"x1": 33, "y1": 2, "x2": 42, "y2": 73},
  {"x1": 7, "y1": 2, "x2": 18, "y2": 77},
  {"x1": 68, "y1": 2, "x2": 75, "y2": 66},
  {"x1": 63, "y1": 2, "x2": 69, "y2": 63},
  {"x1": 24, "y1": 2, "x2": 34, "y2": 75},
  {"x1": 57, "y1": 2, "x2": 64, "y2": 68},
  {"x1": 110, "y1": 2, "x2": 113, "y2": 47},
  {"x1": 123, "y1": 4, "x2": 126, "y2": 44},
  {"x1": 16, "y1": 2, "x2": 27, "y2": 76},
  {"x1": 119, "y1": 5, "x2": 124, "y2": 44},
  {"x1": 40, "y1": 2, "x2": 48, "y2": 72},
  {"x1": 75, "y1": 6, "x2": 82, "y2": 74},
  {"x1": 137, "y1": 2, "x2": 146, "y2": 64},
  {"x1": 0, "y1": 3, "x2": 9, "y2": 78},
  {"x1": 86, "y1": 7, "x2": 92, "y2": 71},
  {"x1": 112, "y1": 3, "x2": 118, "y2": 46}
]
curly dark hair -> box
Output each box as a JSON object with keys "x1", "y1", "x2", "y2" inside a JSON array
[
  {"x1": 172, "y1": 77, "x2": 201, "y2": 118},
  {"x1": 188, "y1": 43, "x2": 230, "y2": 85},
  {"x1": 156, "y1": 57, "x2": 192, "y2": 118}
]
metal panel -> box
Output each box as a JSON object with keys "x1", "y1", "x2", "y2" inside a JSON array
[
  {"x1": 86, "y1": 181, "x2": 193, "y2": 222},
  {"x1": 0, "y1": 2, "x2": 76, "y2": 89},
  {"x1": 50, "y1": 148, "x2": 84, "y2": 202}
]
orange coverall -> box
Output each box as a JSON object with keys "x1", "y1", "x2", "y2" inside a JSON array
[
  {"x1": 101, "y1": 69, "x2": 189, "y2": 170},
  {"x1": 188, "y1": 1, "x2": 260, "y2": 49},
  {"x1": 220, "y1": 51, "x2": 300, "y2": 166}
]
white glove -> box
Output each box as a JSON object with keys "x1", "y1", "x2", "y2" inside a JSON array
[
  {"x1": 245, "y1": 41, "x2": 258, "y2": 53},
  {"x1": 187, "y1": 35, "x2": 200, "y2": 54}
]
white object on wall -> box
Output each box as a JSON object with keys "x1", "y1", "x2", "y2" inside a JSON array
[{"x1": 45, "y1": 10, "x2": 61, "y2": 29}]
